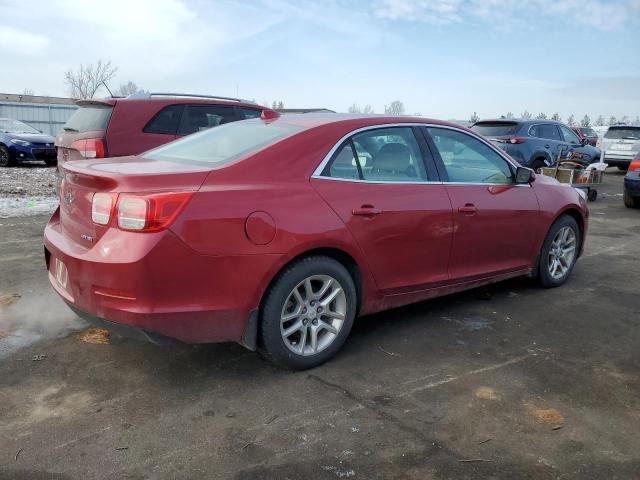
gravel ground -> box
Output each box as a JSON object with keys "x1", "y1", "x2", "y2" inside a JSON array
[{"x1": 0, "y1": 162, "x2": 59, "y2": 218}]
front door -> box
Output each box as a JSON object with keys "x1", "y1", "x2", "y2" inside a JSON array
[{"x1": 423, "y1": 126, "x2": 540, "y2": 281}]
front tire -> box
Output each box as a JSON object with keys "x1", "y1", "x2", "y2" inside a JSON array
[
  {"x1": 531, "y1": 159, "x2": 546, "y2": 173},
  {"x1": 624, "y1": 190, "x2": 638, "y2": 208},
  {"x1": 0, "y1": 145, "x2": 12, "y2": 167},
  {"x1": 537, "y1": 215, "x2": 581, "y2": 288},
  {"x1": 259, "y1": 256, "x2": 357, "y2": 370},
  {"x1": 44, "y1": 158, "x2": 57, "y2": 167}
]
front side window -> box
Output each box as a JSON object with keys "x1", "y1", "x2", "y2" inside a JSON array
[
  {"x1": 143, "y1": 104, "x2": 184, "y2": 135},
  {"x1": 426, "y1": 127, "x2": 514, "y2": 184},
  {"x1": 559, "y1": 125, "x2": 581, "y2": 144},
  {"x1": 145, "y1": 120, "x2": 302, "y2": 166},
  {"x1": 322, "y1": 127, "x2": 428, "y2": 182},
  {"x1": 178, "y1": 105, "x2": 240, "y2": 136}
]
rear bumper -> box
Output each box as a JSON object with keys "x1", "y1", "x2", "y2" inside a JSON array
[
  {"x1": 604, "y1": 153, "x2": 634, "y2": 167},
  {"x1": 624, "y1": 175, "x2": 640, "y2": 197},
  {"x1": 44, "y1": 209, "x2": 283, "y2": 344}
]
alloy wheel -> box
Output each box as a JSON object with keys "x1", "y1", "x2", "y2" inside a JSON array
[
  {"x1": 548, "y1": 226, "x2": 577, "y2": 280},
  {"x1": 280, "y1": 274, "x2": 347, "y2": 356}
]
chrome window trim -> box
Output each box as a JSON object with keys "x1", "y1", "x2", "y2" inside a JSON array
[{"x1": 311, "y1": 122, "x2": 523, "y2": 185}]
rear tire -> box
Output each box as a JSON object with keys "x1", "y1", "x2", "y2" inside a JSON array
[
  {"x1": 624, "y1": 190, "x2": 638, "y2": 208},
  {"x1": 259, "y1": 256, "x2": 357, "y2": 370},
  {"x1": 617, "y1": 166, "x2": 628, "y2": 171},
  {"x1": 44, "y1": 158, "x2": 57, "y2": 167},
  {"x1": 0, "y1": 145, "x2": 12, "y2": 167},
  {"x1": 537, "y1": 215, "x2": 581, "y2": 288}
]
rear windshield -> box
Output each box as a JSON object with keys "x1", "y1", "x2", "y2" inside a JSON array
[
  {"x1": 144, "y1": 120, "x2": 303, "y2": 166},
  {"x1": 471, "y1": 122, "x2": 519, "y2": 137},
  {"x1": 579, "y1": 127, "x2": 596, "y2": 136},
  {"x1": 605, "y1": 127, "x2": 640, "y2": 140},
  {"x1": 63, "y1": 105, "x2": 113, "y2": 133}
]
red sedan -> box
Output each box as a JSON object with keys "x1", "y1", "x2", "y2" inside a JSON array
[{"x1": 44, "y1": 113, "x2": 588, "y2": 369}]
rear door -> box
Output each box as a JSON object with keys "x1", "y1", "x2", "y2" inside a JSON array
[
  {"x1": 539, "y1": 123, "x2": 563, "y2": 163},
  {"x1": 311, "y1": 126, "x2": 453, "y2": 294},
  {"x1": 423, "y1": 126, "x2": 540, "y2": 280}
]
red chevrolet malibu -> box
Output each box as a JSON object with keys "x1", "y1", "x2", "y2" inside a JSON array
[{"x1": 44, "y1": 113, "x2": 588, "y2": 369}]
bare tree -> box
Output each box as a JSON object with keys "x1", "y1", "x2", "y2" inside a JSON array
[
  {"x1": 384, "y1": 101, "x2": 405, "y2": 116},
  {"x1": 580, "y1": 115, "x2": 591, "y2": 127},
  {"x1": 348, "y1": 103, "x2": 361, "y2": 114},
  {"x1": 22, "y1": 88, "x2": 34, "y2": 96},
  {"x1": 469, "y1": 112, "x2": 480, "y2": 123},
  {"x1": 566, "y1": 114, "x2": 575, "y2": 126},
  {"x1": 64, "y1": 60, "x2": 117, "y2": 99},
  {"x1": 633, "y1": 116, "x2": 640, "y2": 126},
  {"x1": 608, "y1": 116, "x2": 617, "y2": 126},
  {"x1": 551, "y1": 112, "x2": 561, "y2": 121},
  {"x1": 535, "y1": 112, "x2": 547, "y2": 119},
  {"x1": 595, "y1": 115, "x2": 605, "y2": 126},
  {"x1": 115, "y1": 81, "x2": 142, "y2": 97},
  {"x1": 521, "y1": 110, "x2": 532, "y2": 119},
  {"x1": 620, "y1": 115, "x2": 630, "y2": 125},
  {"x1": 362, "y1": 104, "x2": 374, "y2": 114},
  {"x1": 271, "y1": 100, "x2": 284, "y2": 110},
  {"x1": 505, "y1": 112, "x2": 514, "y2": 119}
]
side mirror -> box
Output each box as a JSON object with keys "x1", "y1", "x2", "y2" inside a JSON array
[
  {"x1": 581, "y1": 138, "x2": 590, "y2": 146},
  {"x1": 515, "y1": 166, "x2": 535, "y2": 184}
]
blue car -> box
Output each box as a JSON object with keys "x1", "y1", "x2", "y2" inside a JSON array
[
  {"x1": 471, "y1": 119, "x2": 601, "y2": 171},
  {"x1": 623, "y1": 153, "x2": 640, "y2": 208},
  {"x1": 0, "y1": 118, "x2": 57, "y2": 167}
]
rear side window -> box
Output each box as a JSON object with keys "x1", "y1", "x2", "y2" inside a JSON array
[
  {"x1": 322, "y1": 127, "x2": 428, "y2": 182},
  {"x1": 178, "y1": 105, "x2": 240, "y2": 136},
  {"x1": 540, "y1": 124, "x2": 561, "y2": 140},
  {"x1": 471, "y1": 122, "x2": 519, "y2": 137},
  {"x1": 145, "y1": 120, "x2": 302, "y2": 166},
  {"x1": 143, "y1": 104, "x2": 184, "y2": 135},
  {"x1": 605, "y1": 127, "x2": 640, "y2": 140},
  {"x1": 239, "y1": 108, "x2": 262, "y2": 119},
  {"x1": 63, "y1": 105, "x2": 113, "y2": 132}
]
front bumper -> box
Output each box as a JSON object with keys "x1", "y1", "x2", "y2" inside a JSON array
[
  {"x1": 44, "y1": 209, "x2": 282, "y2": 344},
  {"x1": 9, "y1": 143, "x2": 56, "y2": 162}
]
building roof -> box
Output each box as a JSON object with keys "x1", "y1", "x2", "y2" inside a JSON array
[{"x1": 0, "y1": 93, "x2": 76, "y2": 105}]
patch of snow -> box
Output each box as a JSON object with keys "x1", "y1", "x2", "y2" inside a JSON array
[{"x1": 0, "y1": 196, "x2": 58, "y2": 218}]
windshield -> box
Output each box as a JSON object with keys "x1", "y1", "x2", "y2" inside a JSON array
[
  {"x1": 471, "y1": 122, "x2": 519, "y2": 137},
  {"x1": 605, "y1": 127, "x2": 640, "y2": 140},
  {"x1": 0, "y1": 119, "x2": 40, "y2": 134},
  {"x1": 579, "y1": 128, "x2": 596, "y2": 137},
  {"x1": 145, "y1": 120, "x2": 303, "y2": 166},
  {"x1": 63, "y1": 105, "x2": 113, "y2": 132}
]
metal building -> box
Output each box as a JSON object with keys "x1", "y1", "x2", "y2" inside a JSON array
[{"x1": 0, "y1": 93, "x2": 78, "y2": 136}]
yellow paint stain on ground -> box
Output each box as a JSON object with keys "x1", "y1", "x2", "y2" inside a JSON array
[
  {"x1": 0, "y1": 330, "x2": 8, "y2": 339},
  {"x1": 78, "y1": 328, "x2": 110, "y2": 345},
  {"x1": 0, "y1": 293, "x2": 21, "y2": 307},
  {"x1": 526, "y1": 403, "x2": 564, "y2": 425},
  {"x1": 473, "y1": 387, "x2": 499, "y2": 401}
]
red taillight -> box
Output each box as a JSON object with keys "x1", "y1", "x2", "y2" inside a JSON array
[
  {"x1": 117, "y1": 192, "x2": 194, "y2": 232},
  {"x1": 629, "y1": 158, "x2": 640, "y2": 172},
  {"x1": 493, "y1": 137, "x2": 527, "y2": 144},
  {"x1": 92, "y1": 192, "x2": 118, "y2": 225},
  {"x1": 71, "y1": 138, "x2": 106, "y2": 158}
]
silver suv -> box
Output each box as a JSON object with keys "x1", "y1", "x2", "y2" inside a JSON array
[{"x1": 600, "y1": 125, "x2": 640, "y2": 170}]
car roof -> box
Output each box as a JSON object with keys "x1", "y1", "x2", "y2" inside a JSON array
[
  {"x1": 76, "y1": 97, "x2": 267, "y2": 111},
  {"x1": 474, "y1": 118, "x2": 566, "y2": 125},
  {"x1": 269, "y1": 113, "x2": 461, "y2": 131}
]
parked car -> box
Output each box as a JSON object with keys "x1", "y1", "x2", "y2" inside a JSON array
[
  {"x1": 623, "y1": 152, "x2": 640, "y2": 208},
  {"x1": 598, "y1": 125, "x2": 640, "y2": 170},
  {"x1": 471, "y1": 119, "x2": 601, "y2": 171},
  {"x1": 45, "y1": 114, "x2": 588, "y2": 369},
  {"x1": 571, "y1": 126, "x2": 598, "y2": 147},
  {"x1": 0, "y1": 118, "x2": 57, "y2": 167},
  {"x1": 55, "y1": 93, "x2": 274, "y2": 170}
]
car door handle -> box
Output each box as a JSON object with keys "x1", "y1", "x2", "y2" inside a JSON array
[
  {"x1": 352, "y1": 205, "x2": 382, "y2": 216},
  {"x1": 544, "y1": 144, "x2": 550, "y2": 149},
  {"x1": 458, "y1": 204, "x2": 477, "y2": 215}
]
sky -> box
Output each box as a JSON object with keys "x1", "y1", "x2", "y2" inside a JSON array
[{"x1": 1, "y1": 0, "x2": 639, "y2": 121}]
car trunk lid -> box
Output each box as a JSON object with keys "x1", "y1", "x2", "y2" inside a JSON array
[{"x1": 59, "y1": 156, "x2": 211, "y2": 248}]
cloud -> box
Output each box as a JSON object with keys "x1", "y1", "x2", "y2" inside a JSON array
[
  {"x1": 374, "y1": 0, "x2": 640, "y2": 31},
  {"x1": 0, "y1": 26, "x2": 50, "y2": 55}
]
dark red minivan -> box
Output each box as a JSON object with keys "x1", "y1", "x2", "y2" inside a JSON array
[
  {"x1": 45, "y1": 114, "x2": 588, "y2": 369},
  {"x1": 55, "y1": 93, "x2": 273, "y2": 168}
]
